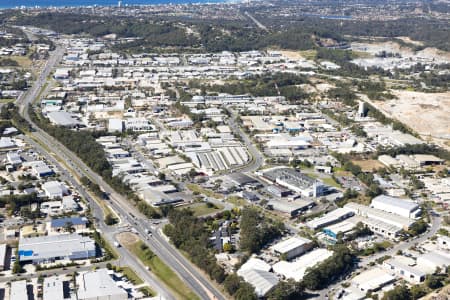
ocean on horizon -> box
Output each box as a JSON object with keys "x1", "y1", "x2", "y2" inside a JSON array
[{"x1": 0, "y1": 0, "x2": 228, "y2": 9}]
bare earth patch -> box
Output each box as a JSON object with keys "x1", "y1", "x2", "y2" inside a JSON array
[
  {"x1": 374, "y1": 90, "x2": 450, "y2": 150},
  {"x1": 352, "y1": 160, "x2": 384, "y2": 172},
  {"x1": 117, "y1": 232, "x2": 140, "y2": 247}
]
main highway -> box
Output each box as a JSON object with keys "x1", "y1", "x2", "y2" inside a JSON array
[{"x1": 17, "y1": 43, "x2": 226, "y2": 300}]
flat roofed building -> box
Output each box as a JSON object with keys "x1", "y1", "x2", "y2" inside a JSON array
[
  {"x1": 228, "y1": 173, "x2": 260, "y2": 187},
  {"x1": 351, "y1": 267, "x2": 396, "y2": 292},
  {"x1": 11, "y1": 280, "x2": 30, "y2": 300},
  {"x1": 272, "y1": 236, "x2": 313, "y2": 260},
  {"x1": 108, "y1": 118, "x2": 124, "y2": 133},
  {"x1": 43, "y1": 276, "x2": 65, "y2": 300},
  {"x1": 238, "y1": 268, "x2": 279, "y2": 297},
  {"x1": 378, "y1": 155, "x2": 401, "y2": 168},
  {"x1": 438, "y1": 235, "x2": 450, "y2": 250},
  {"x1": 7, "y1": 151, "x2": 22, "y2": 166},
  {"x1": 237, "y1": 257, "x2": 271, "y2": 276},
  {"x1": 273, "y1": 248, "x2": 333, "y2": 281},
  {"x1": 411, "y1": 154, "x2": 444, "y2": 166},
  {"x1": 268, "y1": 198, "x2": 314, "y2": 218},
  {"x1": 0, "y1": 244, "x2": 7, "y2": 271},
  {"x1": 323, "y1": 220, "x2": 357, "y2": 240},
  {"x1": 49, "y1": 217, "x2": 88, "y2": 233},
  {"x1": 306, "y1": 207, "x2": 354, "y2": 230},
  {"x1": 0, "y1": 137, "x2": 18, "y2": 152},
  {"x1": 345, "y1": 202, "x2": 414, "y2": 230},
  {"x1": 261, "y1": 167, "x2": 325, "y2": 197},
  {"x1": 383, "y1": 257, "x2": 426, "y2": 284},
  {"x1": 18, "y1": 233, "x2": 96, "y2": 263},
  {"x1": 42, "y1": 181, "x2": 68, "y2": 199},
  {"x1": 371, "y1": 195, "x2": 421, "y2": 219},
  {"x1": 347, "y1": 215, "x2": 402, "y2": 239},
  {"x1": 77, "y1": 269, "x2": 128, "y2": 300},
  {"x1": 24, "y1": 161, "x2": 54, "y2": 178},
  {"x1": 396, "y1": 155, "x2": 420, "y2": 169},
  {"x1": 417, "y1": 251, "x2": 450, "y2": 273},
  {"x1": 47, "y1": 111, "x2": 82, "y2": 128}
]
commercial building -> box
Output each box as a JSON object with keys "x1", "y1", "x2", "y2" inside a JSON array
[
  {"x1": 108, "y1": 118, "x2": 124, "y2": 133},
  {"x1": 272, "y1": 236, "x2": 313, "y2": 260},
  {"x1": 344, "y1": 202, "x2": 414, "y2": 238},
  {"x1": 76, "y1": 269, "x2": 128, "y2": 300},
  {"x1": 416, "y1": 251, "x2": 450, "y2": 273},
  {"x1": 0, "y1": 243, "x2": 7, "y2": 271},
  {"x1": 383, "y1": 257, "x2": 426, "y2": 283},
  {"x1": 238, "y1": 268, "x2": 279, "y2": 297},
  {"x1": 24, "y1": 160, "x2": 55, "y2": 178},
  {"x1": 47, "y1": 111, "x2": 83, "y2": 128},
  {"x1": 411, "y1": 154, "x2": 444, "y2": 166},
  {"x1": 260, "y1": 167, "x2": 325, "y2": 197},
  {"x1": 306, "y1": 207, "x2": 354, "y2": 230},
  {"x1": 43, "y1": 276, "x2": 66, "y2": 300},
  {"x1": 7, "y1": 151, "x2": 22, "y2": 166},
  {"x1": 237, "y1": 257, "x2": 271, "y2": 276},
  {"x1": 268, "y1": 198, "x2": 314, "y2": 218},
  {"x1": 18, "y1": 233, "x2": 96, "y2": 264},
  {"x1": 42, "y1": 181, "x2": 69, "y2": 199},
  {"x1": 267, "y1": 185, "x2": 292, "y2": 198},
  {"x1": 228, "y1": 173, "x2": 261, "y2": 188},
  {"x1": 0, "y1": 137, "x2": 18, "y2": 152},
  {"x1": 351, "y1": 267, "x2": 396, "y2": 292},
  {"x1": 10, "y1": 280, "x2": 30, "y2": 300},
  {"x1": 49, "y1": 217, "x2": 88, "y2": 233},
  {"x1": 273, "y1": 248, "x2": 333, "y2": 281},
  {"x1": 323, "y1": 220, "x2": 357, "y2": 240},
  {"x1": 370, "y1": 195, "x2": 421, "y2": 219},
  {"x1": 437, "y1": 235, "x2": 450, "y2": 250}
]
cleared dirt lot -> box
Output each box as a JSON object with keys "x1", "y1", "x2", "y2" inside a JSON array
[
  {"x1": 374, "y1": 90, "x2": 450, "y2": 149},
  {"x1": 117, "y1": 232, "x2": 140, "y2": 247},
  {"x1": 352, "y1": 160, "x2": 385, "y2": 172}
]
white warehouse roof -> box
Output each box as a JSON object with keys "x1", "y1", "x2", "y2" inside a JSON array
[
  {"x1": 77, "y1": 269, "x2": 128, "y2": 300},
  {"x1": 237, "y1": 257, "x2": 271, "y2": 277},
  {"x1": 307, "y1": 207, "x2": 354, "y2": 229},
  {"x1": 273, "y1": 248, "x2": 333, "y2": 281},
  {"x1": 371, "y1": 195, "x2": 419, "y2": 212},
  {"x1": 272, "y1": 236, "x2": 311, "y2": 254},
  {"x1": 238, "y1": 268, "x2": 279, "y2": 297}
]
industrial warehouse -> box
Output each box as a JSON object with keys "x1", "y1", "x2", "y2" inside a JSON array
[{"x1": 18, "y1": 234, "x2": 96, "y2": 264}]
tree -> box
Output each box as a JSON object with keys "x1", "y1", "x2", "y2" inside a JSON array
[
  {"x1": 303, "y1": 245, "x2": 355, "y2": 290},
  {"x1": 410, "y1": 285, "x2": 427, "y2": 300},
  {"x1": 63, "y1": 221, "x2": 75, "y2": 233},
  {"x1": 12, "y1": 259, "x2": 23, "y2": 274},
  {"x1": 223, "y1": 242, "x2": 233, "y2": 253},
  {"x1": 105, "y1": 213, "x2": 117, "y2": 225},
  {"x1": 382, "y1": 284, "x2": 411, "y2": 300},
  {"x1": 224, "y1": 273, "x2": 241, "y2": 296},
  {"x1": 158, "y1": 172, "x2": 166, "y2": 181},
  {"x1": 425, "y1": 274, "x2": 443, "y2": 289},
  {"x1": 234, "y1": 282, "x2": 257, "y2": 300},
  {"x1": 267, "y1": 279, "x2": 305, "y2": 300}
]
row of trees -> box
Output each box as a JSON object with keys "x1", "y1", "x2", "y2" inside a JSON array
[
  {"x1": 377, "y1": 143, "x2": 450, "y2": 161},
  {"x1": 302, "y1": 245, "x2": 355, "y2": 290},
  {"x1": 333, "y1": 153, "x2": 384, "y2": 198},
  {"x1": 163, "y1": 209, "x2": 227, "y2": 284},
  {"x1": 239, "y1": 207, "x2": 285, "y2": 253},
  {"x1": 0, "y1": 103, "x2": 32, "y2": 132},
  {"x1": 205, "y1": 73, "x2": 309, "y2": 102}
]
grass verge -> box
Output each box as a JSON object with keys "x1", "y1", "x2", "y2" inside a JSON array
[
  {"x1": 127, "y1": 240, "x2": 199, "y2": 300},
  {"x1": 186, "y1": 183, "x2": 223, "y2": 199},
  {"x1": 118, "y1": 266, "x2": 144, "y2": 285},
  {"x1": 177, "y1": 202, "x2": 224, "y2": 217},
  {"x1": 139, "y1": 286, "x2": 157, "y2": 297}
]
